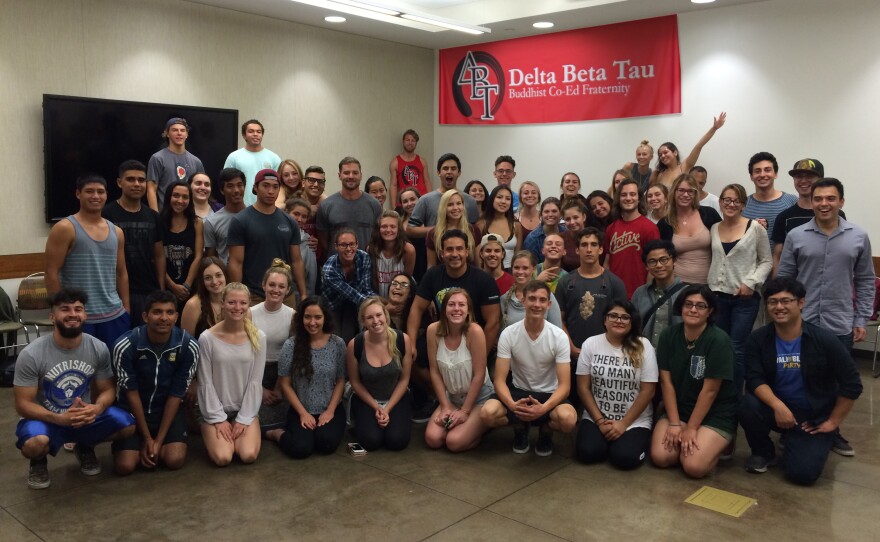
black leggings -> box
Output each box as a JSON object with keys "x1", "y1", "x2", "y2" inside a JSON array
[
  {"x1": 351, "y1": 393, "x2": 412, "y2": 451},
  {"x1": 277, "y1": 404, "x2": 346, "y2": 459},
  {"x1": 575, "y1": 420, "x2": 651, "y2": 470}
]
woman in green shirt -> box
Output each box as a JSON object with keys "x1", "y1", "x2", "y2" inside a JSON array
[{"x1": 650, "y1": 284, "x2": 737, "y2": 478}]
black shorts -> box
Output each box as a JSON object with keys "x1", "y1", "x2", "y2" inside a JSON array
[
  {"x1": 112, "y1": 408, "x2": 188, "y2": 452},
  {"x1": 500, "y1": 386, "x2": 567, "y2": 427}
]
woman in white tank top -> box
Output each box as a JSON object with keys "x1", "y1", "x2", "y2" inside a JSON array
[{"x1": 424, "y1": 288, "x2": 493, "y2": 453}]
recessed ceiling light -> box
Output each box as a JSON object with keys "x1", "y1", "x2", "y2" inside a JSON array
[
  {"x1": 533, "y1": 22, "x2": 554, "y2": 29},
  {"x1": 691, "y1": 0, "x2": 716, "y2": 3},
  {"x1": 325, "y1": 15, "x2": 346, "y2": 23}
]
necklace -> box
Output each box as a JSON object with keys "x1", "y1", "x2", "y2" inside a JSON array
[{"x1": 684, "y1": 329, "x2": 703, "y2": 350}]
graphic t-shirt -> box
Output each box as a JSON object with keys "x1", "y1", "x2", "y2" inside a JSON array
[
  {"x1": 395, "y1": 155, "x2": 429, "y2": 195},
  {"x1": 555, "y1": 270, "x2": 627, "y2": 348},
  {"x1": 576, "y1": 334, "x2": 658, "y2": 429},
  {"x1": 773, "y1": 335, "x2": 812, "y2": 414},
  {"x1": 13, "y1": 335, "x2": 113, "y2": 413},
  {"x1": 147, "y1": 147, "x2": 205, "y2": 211},
  {"x1": 604, "y1": 215, "x2": 659, "y2": 298}
]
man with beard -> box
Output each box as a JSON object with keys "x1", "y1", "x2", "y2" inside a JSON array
[
  {"x1": 13, "y1": 288, "x2": 136, "y2": 489},
  {"x1": 389, "y1": 129, "x2": 432, "y2": 205},
  {"x1": 315, "y1": 157, "x2": 382, "y2": 260}
]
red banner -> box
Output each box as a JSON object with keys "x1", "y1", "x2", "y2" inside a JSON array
[{"x1": 439, "y1": 15, "x2": 680, "y2": 125}]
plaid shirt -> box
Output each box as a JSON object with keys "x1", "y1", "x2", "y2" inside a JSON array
[{"x1": 321, "y1": 249, "x2": 376, "y2": 310}]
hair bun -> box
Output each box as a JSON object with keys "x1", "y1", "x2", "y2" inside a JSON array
[
  {"x1": 640, "y1": 139, "x2": 650, "y2": 145},
  {"x1": 270, "y1": 258, "x2": 291, "y2": 271}
]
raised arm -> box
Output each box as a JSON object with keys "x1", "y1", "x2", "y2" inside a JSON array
[{"x1": 681, "y1": 112, "x2": 726, "y2": 171}]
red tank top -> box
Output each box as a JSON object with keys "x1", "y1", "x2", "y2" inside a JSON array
[{"x1": 395, "y1": 155, "x2": 428, "y2": 195}]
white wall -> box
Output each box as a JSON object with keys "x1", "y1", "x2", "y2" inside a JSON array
[
  {"x1": 0, "y1": 0, "x2": 434, "y2": 257},
  {"x1": 433, "y1": 0, "x2": 880, "y2": 241}
]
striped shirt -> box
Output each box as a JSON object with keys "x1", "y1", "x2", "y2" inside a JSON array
[{"x1": 60, "y1": 216, "x2": 125, "y2": 323}]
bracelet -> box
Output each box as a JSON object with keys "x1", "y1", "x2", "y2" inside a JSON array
[
  {"x1": 183, "y1": 283, "x2": 191, "y2": 292},
  {"x1": 668, "y1": 423, "x2": 681, "y2": 427}
]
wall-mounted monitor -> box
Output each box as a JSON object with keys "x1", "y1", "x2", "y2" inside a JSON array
[{"x1": 43, "y1": 94, "x2": 238, "y2": 222}]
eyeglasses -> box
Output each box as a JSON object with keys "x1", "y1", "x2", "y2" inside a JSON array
[
  {"x1": 676, "y1": 188, "x2": 697, "y2": 196},
  {"x1": 766, "y1": 297, "x2": 798, "y2": 307},
  {"x1": 304, "y1": 177, "x2": 326, "y2": 185},
  {"x1": 646, "y1": 256, "x2": 672, "y2": 267},
  {"x1": 683, "y1": 301, "x2": 709, "y2": 311},
  {"x1": 390, "y1": 280, "x2": 411, "y2": 289},
  {"x1": 605, "y1": 312, "x2": 632, "y2": 322},
  {"x1": 335, "y1": 242, "x2": 357, "y2": 249},
  {"x1": 495, "y1": 169, "x2": 513, "y2": 176},
  {"x1": 720, "y1": 197, "x2": 741, "y2": 207}
]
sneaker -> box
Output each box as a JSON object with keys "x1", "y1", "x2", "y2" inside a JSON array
[
  {"x1": 535, "y1": 427, "x2": 554, "y2": 457},
  {"x1": 832, "y1": 434, "x2": 855, "y2": 457},
  {"x1": 745, "y1": 454, "x2": 777, "y2": 474},
  {"x1": 719, "y1": 438, "x2": 736, "y2": 461},
  {"x1": 512, "y1": 424, "x2": 530, "y2": 454},
  {"x1": 74, "y1": 445, "x2": 101, "y2": 476},
  {"x1": 28, "y1": 459, "x2": 50, "y2": 490},
  {"x1": 410, "y1": 400, "x2": 437, "y2": 424}
]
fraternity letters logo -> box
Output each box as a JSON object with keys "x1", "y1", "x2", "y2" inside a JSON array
[
  {"x1": 401, "y1": 165, "x2": 420, "y2": 188},
  {"x1": 453, "y1": 51, "x2": 505, "y2": 121}
]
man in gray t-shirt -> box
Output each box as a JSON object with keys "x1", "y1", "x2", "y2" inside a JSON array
[
  {"x1": 13, "y1": 288, "x2": 135, "y2": 489},
  {"x1": 204, "y1": 168, "x2": 247, "y2": 265},
  {"x1": 407, "y1": 153, "x2": 481, "y2": 241},
  {"x1": 315, "y1": 157, "x2": 382, "y2": 260},
  {"x1": 146, "y1": 117, "x2": 205, "y2": 212}
]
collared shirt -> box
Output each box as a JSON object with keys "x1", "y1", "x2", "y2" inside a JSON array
[
  {"x1": 777, "y1": 217, "x2": 874, "y2": 335},
  {"x1": 321, "y1": 249, "x2": 376, "y2": 310}
]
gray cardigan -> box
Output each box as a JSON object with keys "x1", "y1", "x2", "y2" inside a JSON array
[{"x1": 708, "y1": 220, "x2": 772, "y2": 294}]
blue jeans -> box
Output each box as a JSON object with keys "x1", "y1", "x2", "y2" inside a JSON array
[
  {"x1": 714, "y1": 293, "x2": 760, "y2": 396},
  {"x1": 738, "y1": 393, "x2": 834, "y2": 485}
]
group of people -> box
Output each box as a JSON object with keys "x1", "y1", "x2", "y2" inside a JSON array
[{"x1": 13, "y1": 116, "x2": 871, "y2": 491}]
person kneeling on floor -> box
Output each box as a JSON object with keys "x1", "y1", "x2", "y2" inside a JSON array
[{"x1": 739, "y1": 277, "x2": 862, "y2": 485}]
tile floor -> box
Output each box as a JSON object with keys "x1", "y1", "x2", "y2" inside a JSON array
[{"x1": 1, "y1": 362, "x2": 878, "y2": 542}]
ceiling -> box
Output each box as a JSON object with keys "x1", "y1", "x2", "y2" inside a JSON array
[{"x1": 185, "y1": 0, "x2": 768, "y2": 50}]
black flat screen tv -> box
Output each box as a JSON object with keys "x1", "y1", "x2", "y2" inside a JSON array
[{"x1": 43, "y1": 95, "x2": 239, "y2": 222}]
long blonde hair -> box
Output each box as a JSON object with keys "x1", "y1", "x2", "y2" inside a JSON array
[
  {"x1": 278, "y1": 159, "x2": 304, "y2": 200},
  {"x1": 358, "y1": 297, "x2": 401, "y2": 368},
  {"x1": 434, "y1": 189, "x2": 474, "y2": 258},
  {"x1": 666, "y1": 174, "x2": 700, "y2": 231},
  {"x1": 222, "y1": 282, "x2": 261, "y2": 351}
]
